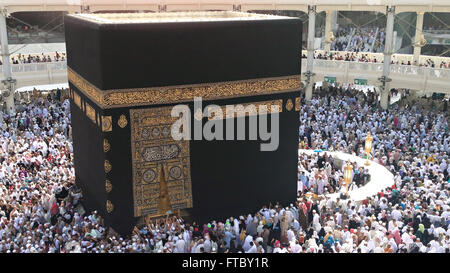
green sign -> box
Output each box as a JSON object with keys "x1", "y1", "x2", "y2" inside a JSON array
[
  {"x1": 426, "y1": 38, "x2": 450, "y2": 46},
  {"x1": 354, "y1": 78, "x2": 368, "y2": 85},
  {"x1": 324, "y1": 76, "x2": 336, "y2": 84}
]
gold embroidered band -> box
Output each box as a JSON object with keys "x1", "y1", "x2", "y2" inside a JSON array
[{"x1": 68, "y1": 67, "x2": 301, "y2": 109}]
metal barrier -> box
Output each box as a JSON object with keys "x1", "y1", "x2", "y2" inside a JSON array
[{"x1": 300, "y1": 59, "x2": 449, "y2": 92}]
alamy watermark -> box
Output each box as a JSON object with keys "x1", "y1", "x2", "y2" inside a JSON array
[
  {"x1": 170, "y1": 97, "x2": 280, "y2": 152},
  {"x1": 66, "y1": 0, "x2": 82, "y2": 5},
  {"x1": 366, "y1": 0, "x2": 382, "y2": 5}
]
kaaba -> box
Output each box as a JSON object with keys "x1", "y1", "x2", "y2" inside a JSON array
[{"x1": 65, "y1": 11, "x2": 302, "y2": 235}]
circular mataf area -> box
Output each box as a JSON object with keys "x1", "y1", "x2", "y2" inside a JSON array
[{"x1": 298, "y1": 149, "x2": 395, "y2": 201}]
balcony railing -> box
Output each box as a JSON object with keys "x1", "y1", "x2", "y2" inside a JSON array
[
  {"x1": 0, "y1": 61, "x2": 67, "y2": 74},
  {"x1": 302, "y1": 59, "x2": 450, "y2": 81},
  {"x1": 0, "y1": 60, "x2": 448, "y2": 90}
]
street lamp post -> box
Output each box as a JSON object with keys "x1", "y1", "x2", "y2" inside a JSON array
[
  {"x1": 0, "y1": 10, "x2": 16, "y2": 114},
  {"x1": 1, "y1": 77, "x2": 16, "y2": 97},
  {"x1": 343, "y1": 162, "x2": 353, "y2": 193},
  {"x1": 365, "y1": 132, "x2": 373, "y2": 166},
  {"x1": 1, "y1": 77, "x2": 16, "y2": 113}
]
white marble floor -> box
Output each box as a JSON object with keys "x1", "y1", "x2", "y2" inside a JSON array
[{"x1": 298, "y1": 149, "x2": 395, "y2": 201}]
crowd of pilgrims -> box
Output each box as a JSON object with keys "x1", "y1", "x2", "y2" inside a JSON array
[
  {"x1": 0, "y1": 52, "x2": 66, "y2": 66},
  {"x1": 2, "y1": 50, "x2": 447, "y2": 69},
  {"x1": 297, "y1": 153, "x2": 370, "y2": 196},
  {"x1": 302, "y1": 51, "x2": 449, "y2": 69},
  {"x1": 330, "y1": 26, "x2": 385, "y2": 53},
  {"x1": 0, "y1": 85, "x2": 448, "y2": 253}
]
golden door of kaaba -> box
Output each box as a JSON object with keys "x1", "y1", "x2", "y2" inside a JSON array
[{"x1": 130, "y1": 107, "x2": 193, "y2": 217}]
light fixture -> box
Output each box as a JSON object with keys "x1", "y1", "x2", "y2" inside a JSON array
[
  {"x1": 414, "y1": 34, "x2": 427, "y2": 48},
  {"x1": 325, "y1": 31, "x2": 335, "y2": 44},
  {"x1": 1, "y1": 77, "x2": 16, "y2": 98},
  {"x1": 343, "y1": 162, "x2": 353, "y2": 193},
  {"x1": 365, "y1": 132, "x2": 373, "y2": 166}
]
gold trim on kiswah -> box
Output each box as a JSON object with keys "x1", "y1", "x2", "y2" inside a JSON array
[
  {"x1": 103, "y1": 139, "x2": 110, "y2": 153},
  {"x1": 104, "y1": 160, "x2": 112, "y2": 173},
  {"x1": 295, "y1": 97, "x2": 301, "y2": 111},
  {"x1": 118, "y1": 115, "x2": 128, "y2": 128},
  {"x1": 106, "y1": 200, "x2": 114, "y2": 213},
  {"x1": 206, "y1": 99, "x2": 283, "y2": 120},
  {"x1": 73, "y1": 91, "x2": 82, "y2": 109},
  {"x1": 105, "y1": 179, "x2": 112, "y2": 193},
  {"x1": 285, "y1": 99, "x2": 293, "y2": 111},
  {"x1": 85, "y1": 103, "x2": 97, "y2": 125},
  {"x1": 102, "y1": 116, "x2": 113, "y2": 132},
  {"x1": 68, "y1": 67, "x2": 301, "y2": 109}
]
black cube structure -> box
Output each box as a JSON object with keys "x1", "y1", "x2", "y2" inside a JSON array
[{"x1": 65, "y1": 11, "x2": 302, "y2": 235}]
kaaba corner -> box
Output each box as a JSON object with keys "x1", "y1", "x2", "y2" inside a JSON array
[{"x1": 65, "y1": 11, "x2": 302, "y2": 235}]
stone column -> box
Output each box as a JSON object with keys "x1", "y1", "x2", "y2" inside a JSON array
[
  {"x1": 324, "y1": 10, "x2": 332, "y2": 53},
  {"x1": 413, "y1": 12, "x2": 425, "y2": 66},
  {"x1": 0, "y1": 10, "x2": 15, "y2": 114},
  {"x1": 380, "y1": 6, "x2": 395, "y2": 110},
  {"x1": 305, "y1": 5, "x2": 316, "y2": 101}
]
